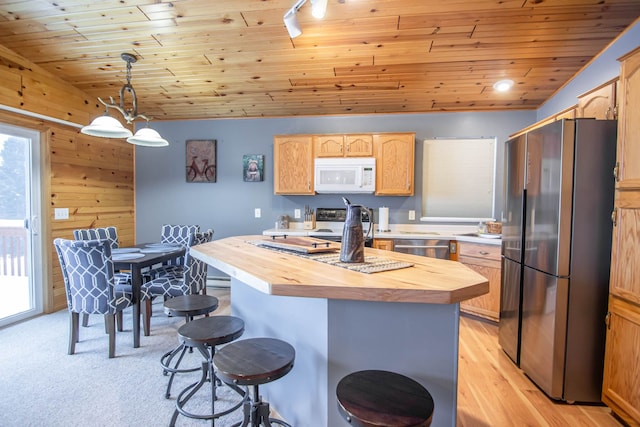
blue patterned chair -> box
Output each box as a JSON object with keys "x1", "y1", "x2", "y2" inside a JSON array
[
  {"x1": 53, "y1": 238, "x2": 134, "y2": 358},
  {"x1": 73, "y1": 226, "x2": 132, "y2": 286},
  {"x1": 147, "y1": 224, "x2": 201, "y2": 278},
  {"x1": 73, "y1": 226, "x2": 132, "y2": 328},
  {"x1": 141, "y1": 229, "x2": 213, "y2": 335}
]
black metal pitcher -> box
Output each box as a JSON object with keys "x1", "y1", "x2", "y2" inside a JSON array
[{"x1": 340, "y1": 197, "x2": 373, "y2": 263}]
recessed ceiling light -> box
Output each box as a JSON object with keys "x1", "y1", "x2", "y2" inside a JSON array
[{"x1": 493, "y1": 79, "x2": 514, "y2": 92}]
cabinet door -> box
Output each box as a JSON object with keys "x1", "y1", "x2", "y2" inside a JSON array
[
  {"x1": 610, "y1": 202, "x2": 640, "y2": 304},
  {"x1": 459, "y1": 261, "x2": 501, "y2": 322},
  {"x1": 313, "y1": 135, "x2": 344, "y2": 157},
  {"x1": 374, "y1": 133, "x2": 415, "y2": 196},
  {"x1": 274, "y1": 135, "x2": 314, "y2": 194},
  {"x1": 372, "y1": 239, "x2": 393, "y2": 251},
  {"x1": 577, "y1": 79, "x2": 617, "y2": 119},
  {"x1": 617, "y1": 48, "x2": 640, "y2": 185},
  {"x1": 345, "y1": 134, "x2": 373, "y2": 157},
  {"x1": 602, "y1": 297, "x2": 640, "y2": 425}
]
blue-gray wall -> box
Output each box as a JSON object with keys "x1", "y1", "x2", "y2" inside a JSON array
[
  {"x1": 135, "y1": 19, "x2": 640, "y2": 244},
  {"x1": 135, "y1": 111, "x2": 533, "y2": 243}
]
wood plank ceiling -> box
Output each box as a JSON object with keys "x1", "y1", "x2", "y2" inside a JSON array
[{"x1": 0, "y1": 0, "x2": 639, "y2": 120}]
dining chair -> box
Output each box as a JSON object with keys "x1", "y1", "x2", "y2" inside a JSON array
[
  {"x1": 73, "y1": 226, "x2": 132, "y2": 328},
  {"x1": 146, "y1": 224, "x2": 201, "y2": 278},
  {"x1": 140, "y1": 229, "x2": 213, "y2": 335},
  {"x1": 53, "y1": 238, "x2": 134, "y2": 358},
  {"x1": 73, "y1": 226, "x2": 132, "y2": 286}
]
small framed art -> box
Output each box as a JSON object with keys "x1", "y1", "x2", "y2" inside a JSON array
[
  {"x1": 243, "y1": 154, "x2": 264, "y2": 182},
  {"x1": 186, "y1": 139, "x2": 216, "y2": 183}
]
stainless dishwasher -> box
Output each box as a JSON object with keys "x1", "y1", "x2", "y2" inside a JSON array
[{"x1": 392, "y1": 239, "x2": 451, "y2": 259}]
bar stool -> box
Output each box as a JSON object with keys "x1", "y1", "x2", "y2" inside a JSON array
[
  {"x1": 170, "y1": 315, "x2": 246, "y2": 426},
  {"x1": 213, "y1": 337, "x2": 295, "y2": 427},
  {"x1": 336, "y1": 370, "x2": 434, "y2": 427},
  {"x1": 160, "y1": 294, "x2": 219, "y2": 399}
]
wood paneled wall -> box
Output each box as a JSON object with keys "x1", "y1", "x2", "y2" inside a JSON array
[{"x1": 0, "y1": 45, "x2": 135, "y2": 312}]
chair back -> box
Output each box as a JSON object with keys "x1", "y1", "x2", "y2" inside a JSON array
[
  {"x1": 73, "y1": 226, "x2": 120, "y2": 249},
  {"x1": 160, "y1": 224, "x2": 200, "y2": 246},
  {"x1": 183, "y1": 229, "x2": 214, "y2": 294},
  {"x1": 53, "y1": 238, "x2": 122, "y2": 315}
]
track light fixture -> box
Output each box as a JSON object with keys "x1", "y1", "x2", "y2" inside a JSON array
[
  {"x1": 283, "y1": 0, "x2": 328, "y2": 38},
  {"x1": 81, "y1": 53, "x2": 168, "y2": 147}
]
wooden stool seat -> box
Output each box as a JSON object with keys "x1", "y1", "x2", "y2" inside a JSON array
[
  {"x1": 336, "y1": 370, "x2": 434, "y2": 427},
  {"x1": 213, "y1": 338, "x2": 295, "y2": 427},
  {"x1": 163, "y1": 294, "x2": 219, "y2": 318},
  {"x1": 177, "y1": 315, "x2": 245, "y2": 349},
  {"x1": 214, "y1": 337, "x2": 295, "y2": 386}
]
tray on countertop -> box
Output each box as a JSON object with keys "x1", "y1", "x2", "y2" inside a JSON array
[{"x1": 253, "y1": 236, "x2": 340, "y2": 254}]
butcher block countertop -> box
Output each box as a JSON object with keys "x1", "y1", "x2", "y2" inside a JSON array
[{"x1": 190, "y1": 235, "x2": 489, "y2": 304}]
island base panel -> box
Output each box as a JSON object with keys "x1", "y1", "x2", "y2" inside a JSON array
[{"x1": 230, "y1": 278, "x2": 459, "y2": 427}]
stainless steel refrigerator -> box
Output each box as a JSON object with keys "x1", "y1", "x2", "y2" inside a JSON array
[{"x1": 498, "y1": 119, "x2": 617, "y2": 403}]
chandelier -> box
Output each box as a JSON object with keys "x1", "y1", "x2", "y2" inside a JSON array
[{"x1": 80, "y1": 53, "x2": 168, "y2": 147}]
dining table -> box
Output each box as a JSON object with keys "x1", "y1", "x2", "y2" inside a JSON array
[{"x1": 112, "y1": 243, "x2": 186, "y2": 348}]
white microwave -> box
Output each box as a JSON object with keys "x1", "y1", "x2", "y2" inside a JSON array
[{"x1": 314, "y1": 157, "x2": 376, "y2": 194}]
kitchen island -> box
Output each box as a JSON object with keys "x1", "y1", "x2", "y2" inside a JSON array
[{"x1": 191, "y1": 235, "x2": 489, "y2": 427}]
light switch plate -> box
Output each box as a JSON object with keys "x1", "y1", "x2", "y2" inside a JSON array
[
  {"x1": 294, "y1": 209, "x2": 301, "y2": 219},
  {"x1": 408, "y1": 210, "x2": 416, "y2": 220},
  {"x1": 54, "y1": 208, "x2": 69, "y2": 220},
  {"x1": 254, "y1": 208, "x2": 261, "y2": 218}
]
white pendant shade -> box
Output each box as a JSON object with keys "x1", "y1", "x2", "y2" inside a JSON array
[
  {"x1": 80, "y1": 115, "x2": 133, "y2": 138},
  {"x1": 311, "y1": 0, "x2": 328, "y2": 18},
  {"x1": 126, "y1": 127, "x2": 169, "y2": 147}
]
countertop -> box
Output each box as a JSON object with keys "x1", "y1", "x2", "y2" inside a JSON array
[
  {"x1": 190, "y1": 235, "x2": 489, "y2": 304},
  {"x1": 262, "y1": 223, "x2": 502, "y2": 246}
]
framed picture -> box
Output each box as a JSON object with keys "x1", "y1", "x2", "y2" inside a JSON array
[
  {"x1": 243, "y1": 154, "x2": 264, "y2": 182},
  {"x1": 186, "y1": 139, "x2": 216, "y2": 183}
]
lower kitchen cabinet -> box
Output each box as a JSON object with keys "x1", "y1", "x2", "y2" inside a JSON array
[
  {"x1": 457, "y1": 241, "x2": 501, "y2": 322},
  {"x1": 372, "y1": 238, "x2": 394, "y2": 251},
  {"x1": 602, "y1": 296, "x2": 640, "y2": 425}
]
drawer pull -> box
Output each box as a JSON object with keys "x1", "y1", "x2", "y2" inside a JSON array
[{"x1": 479, "y1": 251, "x2": 490, "y2": 255}]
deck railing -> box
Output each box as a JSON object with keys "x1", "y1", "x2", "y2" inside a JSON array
[{"x1": 0, "y1": 223, "x2": 27, "y2": 277}]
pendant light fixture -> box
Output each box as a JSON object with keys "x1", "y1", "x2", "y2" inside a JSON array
[
  {"x1": 81, "y1": 53, "x2": 169, "y2": 147},
  {"x1": 283, "y1": 0, "x2": 328, "y2": 38}
]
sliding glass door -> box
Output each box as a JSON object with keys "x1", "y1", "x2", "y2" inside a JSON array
[{"x1": 0, "y1": 124, "x2": 43, "y2": 327}]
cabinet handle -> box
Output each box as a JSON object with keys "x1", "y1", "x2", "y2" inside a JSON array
[
  {"x1": 479, "y1": 251, "x2": 490, "y2": 255},
  {"x1": 613, "y1": 162, "x2": 619, "y2": 182},
  {"x1": 604, "y1": 312, "x2": 611, "y2": 329},
  {"x1": 605, "y1": 106, "x2": 611, "y2": 120},
  {"x1": 611, "y1": 208, "x2": 617, "y2": 227}
]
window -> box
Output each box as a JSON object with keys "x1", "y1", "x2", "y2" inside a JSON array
[{"x1": 421, "y1": 137, "x2": 496, "y2": 221}]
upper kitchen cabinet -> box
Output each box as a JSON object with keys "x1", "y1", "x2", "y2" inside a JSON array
[
  {"x1": 374, "y1": 133, "x2": 415, "y2": 196},
  {"x1": 615, "y1": 47, "x2": 640, "y2": 185},
  {"x1": 314, "y1": 134, "x2": 373, "y2": 157},
  {"x1": 602, "y1": 46, "x2": 640, "y2": 427},
  {"x1": 577, "y1": 78, "x2": 618, "y2": 120},
  {"x1": 274, "y1": 135, "x2": 314, "y2": 195}
]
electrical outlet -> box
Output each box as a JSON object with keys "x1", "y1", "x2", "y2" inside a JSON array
[
  {"x1": 408, "y1": 210, "x2": 416, "y2": 220},
  {"x1": 54, "y1": 208, "x2": 69, "y2": 220},
  {"x1": 254, "y1": 208, "x2": 261, "y2": 218},
  {"x1": 294, "y1": 209, "x2": 301, "y2": 219}
]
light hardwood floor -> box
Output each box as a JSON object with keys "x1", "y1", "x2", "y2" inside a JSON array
[
  {"x1": 457, "y1": 314, "x2": 622, "y2": 427},
  {"x1": 208, "y1": 286, "x2": 622, "y2": 427}
]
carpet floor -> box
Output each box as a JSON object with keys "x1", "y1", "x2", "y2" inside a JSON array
[{"x1": 0, "y1": 292, "x2": 248, "y2": 427}]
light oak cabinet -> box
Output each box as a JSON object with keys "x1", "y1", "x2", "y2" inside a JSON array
[
  {"x1": 314, "y1": 134, "x2": 373, "y2": 157},
  {"x1": 577, "y1": 78, "x2": 618, "y2": 119},
  {"x1": 273, "y1": 135, "x2": 314, "y2": 195},
  {"x1": 373, "y1": 133, "x2": 415, "y2": 196},
  {"x1": 456, "y1": 241, "x2": 501, "y2": 322},
  {"x1": 372, "y1": 238, "x2": 394, "y2": 251},
  {"x1": 602, "y1": 46, "x2": 640, "y2": 426}
]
